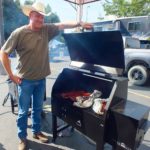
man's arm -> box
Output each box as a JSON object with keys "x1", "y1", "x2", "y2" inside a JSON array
[
  {"x1": 54, "y1": 21, "x2": 93, "y2": 30},
  {"x1": 0, "y1": 50, "x2": 21, "y2": 84}
]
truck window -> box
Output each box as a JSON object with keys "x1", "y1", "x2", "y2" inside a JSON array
[
  {"x1": 128, "y1": 22, "x2": 141, "y2": 31},
  {"x1": 126, "y1": 38, "x2": 140, "y2": 48}
]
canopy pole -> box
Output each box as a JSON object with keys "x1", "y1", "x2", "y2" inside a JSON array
[
  {"x1": 77, "y1": 4, "x2": 83, "y2": 22},
  {"x1": 76, "y1": 3, "x2": 83, "y2": 31},
  {"x1": 0, "y1": 0, "x2": 6, "y2": 75}
]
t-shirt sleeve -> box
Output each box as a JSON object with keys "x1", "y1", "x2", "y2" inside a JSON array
[
  {"x1": 46, "y1": 24, "x2": 59, "y2": 41},
  {"x1": 1, "y1": 31, "x2": 19, "y2": 54}
]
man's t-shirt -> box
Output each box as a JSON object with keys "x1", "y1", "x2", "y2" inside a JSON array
[{"x1": 1, "y1": 24, "x2": 59, "y2": 80}]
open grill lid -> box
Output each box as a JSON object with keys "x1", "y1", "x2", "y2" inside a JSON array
[{"x1": 63, "y1": 31, "x2": 125, "y2": 75}]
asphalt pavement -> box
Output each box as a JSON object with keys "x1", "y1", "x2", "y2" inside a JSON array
[{"x1": 0, "y1": 58, "x2": 149, "y2": 150}]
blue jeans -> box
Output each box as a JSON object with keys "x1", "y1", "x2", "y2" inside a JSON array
[{"x1": 17, "y1": 78, "x2": 46, "y2": 139}]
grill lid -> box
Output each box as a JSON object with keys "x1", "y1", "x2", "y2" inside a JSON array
[{"x1": 63, "y1": 31, "x2": 125, "y2": 73}]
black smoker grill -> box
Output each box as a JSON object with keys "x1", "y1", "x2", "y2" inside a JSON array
[{"x1": 51, "y1": 31, "x2": 149, "y2": 150}]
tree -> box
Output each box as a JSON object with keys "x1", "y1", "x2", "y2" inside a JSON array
[
  {"x1": 24, "y1": 0, "x2": 35, "y2": 5},
  {"x1": 3, "y1": 0, "x2": 60, "y2": 39},
  {"x1": 45, "y1": 13, "x2": 60, "y2": 23},
  {"x1": 44, "y1": 4, "x2": 60, "y2": 23},
  {"x1": 103, "y1": 0, "x2": 150, "y2": 17},
  {"x1": 14, "y1": 0, "x2": 20, "y2": 8},
  {"x1": 45, "y1": 4, "x2": 52, "y2": 13},
  {"x1": 3, "y1": 0, "x2": 28, "y2": 39}
]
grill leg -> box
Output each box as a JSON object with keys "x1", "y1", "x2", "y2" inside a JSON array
[
  {"x1": 2, "y1": 93, "x2": 16, "y2": 114},
  {"x1": 96, "y1": 142, "x2": 104, "y2": 150},
  {"x1": 2, "y1": 93, "x2": 10, "y2": 106},
  {"x1": 96, "y1": 134, "x2": 105, "y2": 150},
  {"x1": 52, "y1": 114, "x2": 57, "y2": 143},
  {"x1": 10, "y1": 95, "x2": 15, "y2": 113}
]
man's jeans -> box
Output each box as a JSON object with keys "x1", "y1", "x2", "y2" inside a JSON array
[{"x1": 17, "y1": 78, "x2": 46, "y2": 139}]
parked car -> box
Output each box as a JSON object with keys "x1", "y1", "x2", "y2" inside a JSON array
[{"x1": 123, "y1": 36, "x2": 150, "y2": 86}]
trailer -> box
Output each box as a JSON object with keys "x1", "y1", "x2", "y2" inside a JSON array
[{"x1": 93, "y1": 16, "x2": 150, "y2": 38}]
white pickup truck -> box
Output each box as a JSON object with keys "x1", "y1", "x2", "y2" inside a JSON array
[{"x1": 123, "y1": 37, "x2": 150, "y2": 86}]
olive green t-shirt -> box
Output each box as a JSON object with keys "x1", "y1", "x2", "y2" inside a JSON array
[{"x1": 1, "y1": 24, "x2": 59, "y2": 80}]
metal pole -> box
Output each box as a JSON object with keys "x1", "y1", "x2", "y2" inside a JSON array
[
  {"x1": 76, "y1": 3, "x2": 83, "y2": 32},
  {"x1": 77, "y1": 4, "x2": 83, "y2": 22},
  {"x1": 86, "y1": 6, "x2": 90, "y2": 22},
  {"x1": 0, "y1": 0, "x2": 6, "y2": 75},
  {"x1": 0, "y1": 0, "x2": 4, "y2": 47}
]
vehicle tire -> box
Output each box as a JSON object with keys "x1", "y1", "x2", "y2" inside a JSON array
[{"x1": 128, "y1": 65, "x2": 149, "y2": 86}]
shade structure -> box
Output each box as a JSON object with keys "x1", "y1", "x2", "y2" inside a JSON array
[
  {"x1": 64, "y1": 0, "x2": 100, "y2": 22},
  {"x1": 64, "y1": 0, "x2": 100, "y2": 5}
]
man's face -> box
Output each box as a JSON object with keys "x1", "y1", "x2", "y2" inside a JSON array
[{"x1": 29, "y1": 11, "x2": 44, "y2": 30}]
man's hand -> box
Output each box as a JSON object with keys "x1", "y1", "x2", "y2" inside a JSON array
[
  {"x1": 80, "y1": 22, "x2": 93, "y2": 30},
  {"x1": 9, "y1": 74, "x2": 22, "y2": 84},
  {"x1": 55, "y1": 21, "x2": 93, "y2": 30},
  {"x1": 0, "y1": 51, "x2": 22, "y2": 84}
]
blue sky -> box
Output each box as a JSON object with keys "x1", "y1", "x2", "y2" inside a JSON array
[{"x1": 20, "y1": 0, "x2": 105, "y2": 22}]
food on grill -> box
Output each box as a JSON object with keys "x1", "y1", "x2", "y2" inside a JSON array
[
  {"x1": 73, "y1": 90, "x2": 102, "y2": 108},
  {"x1": 92, "y1": 98, "x2": 108, "y2": 115},
  {"x1": 61, "y1": 90, "x2": 103, "y2": 108},
  {"x1": 61, "y1": 91, "x2": 91, "y2": 101}
]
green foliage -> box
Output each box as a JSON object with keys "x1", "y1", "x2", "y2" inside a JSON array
[
  {"x1": 44, "y1": 4, "x2": 60, "y2": 23},
  {"x1": 45, "y1": 13, "x2": 60, "y2": 23},
  {"x1": 14, "y1": 0, "x2": 20, "y2": 8},
  {"x1": 3, "y1": 0, "x2": 60, "y2": 40},
  {"x1": 103, "y1": 0, "x2": 150, "y2": 17},
  {"x1": 24, "y1": 0, "x2": 35, "y2": 5},
  {"x1": 45, "y1": 4, "x2": 51, "y2": 13},
  {"x1": 3, "y1": 0, "x2": 28, "y2": 39}
]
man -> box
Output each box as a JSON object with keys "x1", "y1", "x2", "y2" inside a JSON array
[{"x1": 0, "y1": 1, "x2": 92, "y2": 150}]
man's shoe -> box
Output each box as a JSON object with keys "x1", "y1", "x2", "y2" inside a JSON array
[
  {"x1": 33, "y1": 132, "x2": 49, "y2": 143},
  {"x1": 18, "y1": 139, "x2": 27, "y2": 150}
]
